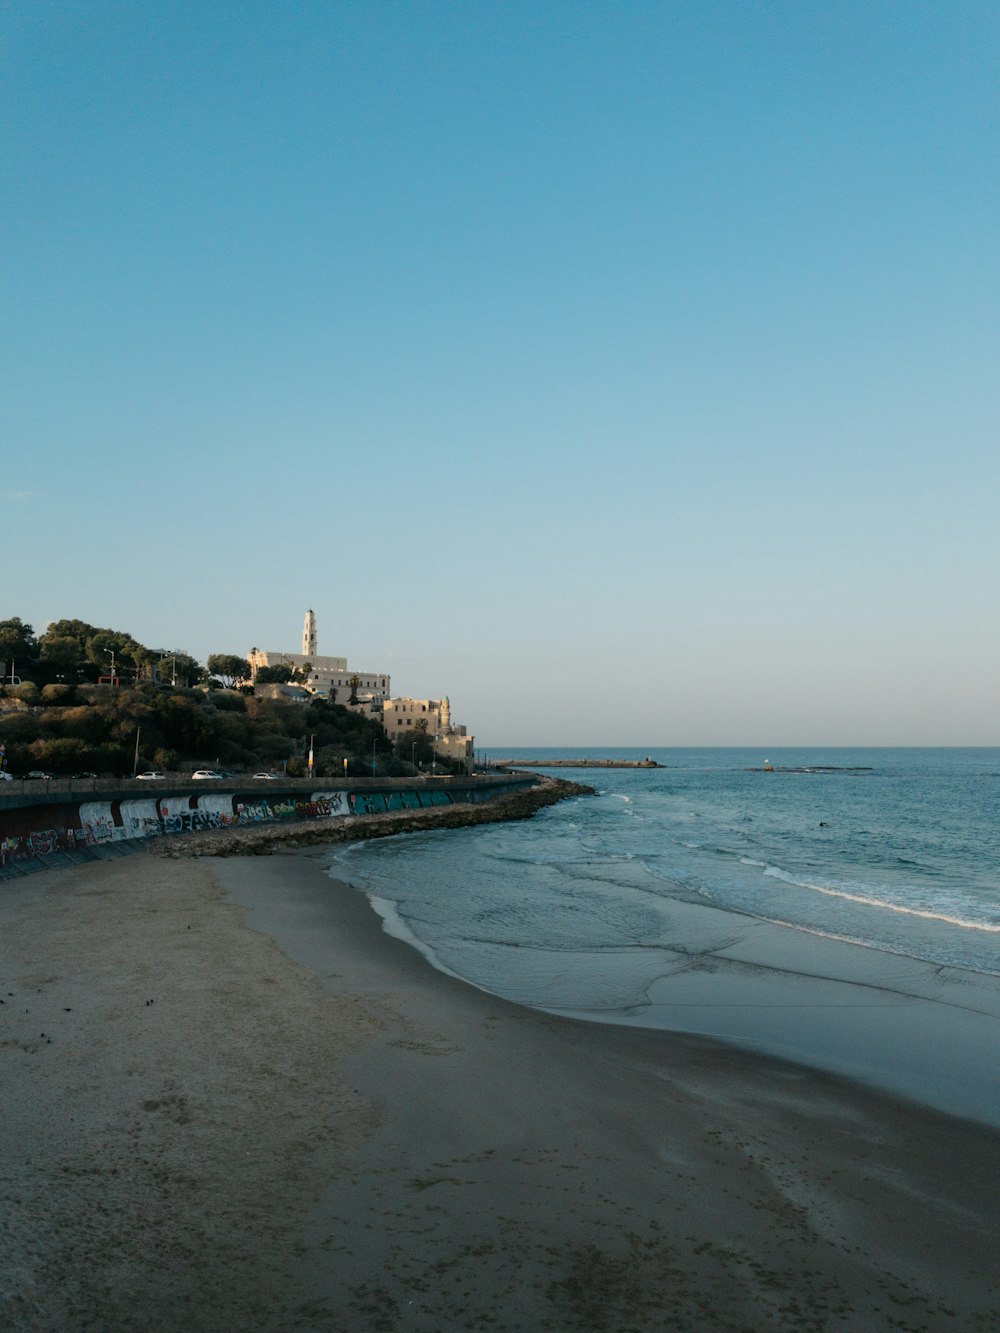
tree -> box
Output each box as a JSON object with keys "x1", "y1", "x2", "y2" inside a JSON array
[
  {"x1": 0, "y1": 618, "x2": 39, "y2": 680},
  {"x1": 38, "y1": 635, "x2": 84, "y2": 680},
  {"x1": 0, "y1": 617, "x2": 38, "y2": 660},
  {"x1": 38, "y1": 619, "x2": 150, "y2": 684},
  {"x1": 151, "y1": 651, "x2": 204, "y2": 687},
  {"x1": 253, "y1": 665, "x2": 294, "y2": 685},
  {"x1": 172, "y1": 652, "x2": 206, "y2": 686},
  {"x1": 393, "y1": 728, "x2": 435, "y2": 768},
  {"x1": 85, "y1": 630, "x2": 147, "y2": 681},
  {"x1": 206, "y1": 654, "x2": 250, "y2": 688}
]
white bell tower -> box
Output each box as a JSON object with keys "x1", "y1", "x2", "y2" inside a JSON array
[{"x1": 302, "y1": 608, "x2": 317, "y2": 658}]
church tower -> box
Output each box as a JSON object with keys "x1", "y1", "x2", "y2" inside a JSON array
[{"x1": 302, "y1": 608, "x2": 317, "y2": 658}]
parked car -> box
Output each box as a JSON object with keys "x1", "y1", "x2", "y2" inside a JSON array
[
  {"x1": 0, "y1": 771, "x2": 12, "y2": 782},
  {"x1": 72, "y1": 771, "x2": 99, "y2": 779},
  {"x1": 136, "y1": 771, "x2": 166, "y2": 781},
  {"x1": 251, "y1": 772, "x2": 279, "y2": 780},
  {"x1": 191, "y1": 770, "x2": 225, "y2": 780},
  {"x1": 24, "y1": 770, "x2": 54, "y2": 780}
]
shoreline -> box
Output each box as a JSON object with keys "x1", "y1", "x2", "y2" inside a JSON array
[
  {"x1": 3, "y1": 850, "x2": 998, "y2": 1329},
  {"x1": 339, "y1": 847, "x2": 1000, "y2": 1128},
  {"x1": 316, "y1": 821, "x2": 1000, "y2": 1130}
]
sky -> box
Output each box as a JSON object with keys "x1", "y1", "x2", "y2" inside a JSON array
[{"x1": 4, "y1": 1, "x2": 998, "y2": 746}]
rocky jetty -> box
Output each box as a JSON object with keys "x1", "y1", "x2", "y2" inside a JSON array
[
  {"x1": 150, "y1": 775, "x2": 594, "y2": 858},
  {"x1": 496, "y1": 758, "x2": 663, "y2": 769}
]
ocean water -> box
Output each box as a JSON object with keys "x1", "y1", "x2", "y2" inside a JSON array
[{"x1": 329, "y1": 748, "x2": 1000, "y2": 1023}]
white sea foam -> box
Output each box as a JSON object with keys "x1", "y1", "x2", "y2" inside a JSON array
[
  {"x1": 336, "y1": 748, "x2": 1000, "y2": 996},
  {"x1": 759, "y1": 864, "x2": 1000, "y2": 933},
  {"x1": 366, "y1": 894, "x2": 473, "y2": 985}
]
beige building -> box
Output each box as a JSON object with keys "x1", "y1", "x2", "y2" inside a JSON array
[
  {"x1": 247, "y1": 648, "x2": 390, "y2": 722},
  {"x1": 249, "y1": 615, "x2": 473, "y2": 764},
  {"x1": 249, "y1": 612, "x2": 389, "y2": 713},
  {"x1": 382, "y1": 696, "x2": 474, "y2": 770}
]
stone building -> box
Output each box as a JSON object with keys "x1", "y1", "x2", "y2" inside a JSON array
[
  {"x1": 382, "y1": 696, "x2": 474, "y2": 770},
  {"x1": 249, "y1": 613, "x2": 473, "y2": 766},
  {"x1": 248, "y1": 610, "x2": 390, "y2": 722}
]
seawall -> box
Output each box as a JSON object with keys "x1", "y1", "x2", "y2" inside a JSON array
[
  {"x1": 0, "y1": 776, "x2": 532, "y2": 874},
  {"x1": 153, "y1": 774, "x2": 595, "y2": 858}
]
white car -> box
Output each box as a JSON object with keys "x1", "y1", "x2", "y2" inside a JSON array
[
  {"x1": 0, "y1": 771, "x2": 12, "y2": 782},
  {"x1": 251, "y1": 772, "x2": 279, "y2": 780},
  {"x1": 136, "y1": 771, "x2": 166, "y2": 781},
  {"x1": 191, "y1": 770, "x2": 225, "y2": 780}
]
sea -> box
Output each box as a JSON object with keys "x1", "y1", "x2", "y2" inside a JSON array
[{"x1": 328, "y1": 748, "x2": 1000, "y2": 1107}]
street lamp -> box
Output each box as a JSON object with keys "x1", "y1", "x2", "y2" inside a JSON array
[
  {"x1": 307, "y1": 733, "x2": 315, "y2": 779},
  {"x1": 105, "y1": 648, "x2": 116, "y2": 683},
  {"x1": 411, "y1": 740, "x2": 417, "y2": 773},
  {"x1": 372, "y1": 737, "x2": 378, "y2": 776}
]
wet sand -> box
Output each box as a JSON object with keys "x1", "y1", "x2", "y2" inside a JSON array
[{"x1": 2, "y1": 850, "x2": 998, "y2": 1331}]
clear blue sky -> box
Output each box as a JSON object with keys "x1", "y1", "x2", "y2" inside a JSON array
[{"x1": 5, "y1": 1, "x2": 998, "y2": 745}]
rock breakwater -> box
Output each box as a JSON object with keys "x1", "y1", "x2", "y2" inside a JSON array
[
  {"x1": 151, "y1": 775, "x2": 594, "y2": 858},
  {"x1": 497, "y1": 758, "x2": 663, "y2": 769}
]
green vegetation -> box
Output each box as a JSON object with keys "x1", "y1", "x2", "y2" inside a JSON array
[
  {"x1": 253, "y1": 662, "x2": 312, "y2": 685},
  {"x1": 0, "y1": 617, "x2": 462, "y2": 779},
  {"x1": 0, "y1": 680, "x2": 395, "y2": 777},
  {"x1": 206, "y1": 654, "x2": 251, "y2": 688},
  {"x1": 0, "y1": 617, "x2": 206, "y2": 687}
]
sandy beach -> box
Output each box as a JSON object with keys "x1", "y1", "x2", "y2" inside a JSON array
[{"x1": 2, "y1": 849, "x2": 998, "y2": 1332}]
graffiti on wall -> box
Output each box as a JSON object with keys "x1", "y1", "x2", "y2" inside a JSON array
[
  {"x1": 120, "y1": 799, "x2": 164, "y2": 840},
  {"x1": 347, "y1": 788, "x2": 454, "y2": 815},
  {"x1": 0, "y1": 781, "x2": 522, "y2": 868},
  {"x1": 313, "y1": 792, "x2": 352, "y2": 817},
  {"x1": 0, "y1": 834, "x2": 22, "y2": 863},
  {"x1": 1, "y1": 803, "x2": 79, "y2": 864},
  {"x1": 235, "y1": 797, "x2": 333, "y2": 825},
  {"x1": 160, "y1": 794, "x2": 245, "y2": 836},
  {"x1": 28, "y1": 829, "x2": 61, "y2": 856},
  {"x1": 77, "y1": 802, "x2": 128, "y2": 848}
]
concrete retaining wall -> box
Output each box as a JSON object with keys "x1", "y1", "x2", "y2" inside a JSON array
[{"x1": 0, "y1": 777, "x2": 532, "y2": 869}]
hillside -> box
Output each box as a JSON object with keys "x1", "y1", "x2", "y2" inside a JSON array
[{"x1": 0, "y1": 683, "x2": 438, "y2": 779}]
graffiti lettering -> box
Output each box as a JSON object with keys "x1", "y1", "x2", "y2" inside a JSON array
[
  {"x1": 237, "y1": 802, "x2": 272, "y2": 824},
  {"x1": 348, "y1": 790, "x2": 456, "y2": 815},
  {"x1": 312, "y1": 792, "x2": 351, "y2": 817},
  {"x1": 28, "y1": 829, "x2": 61, "y2": 856}
]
